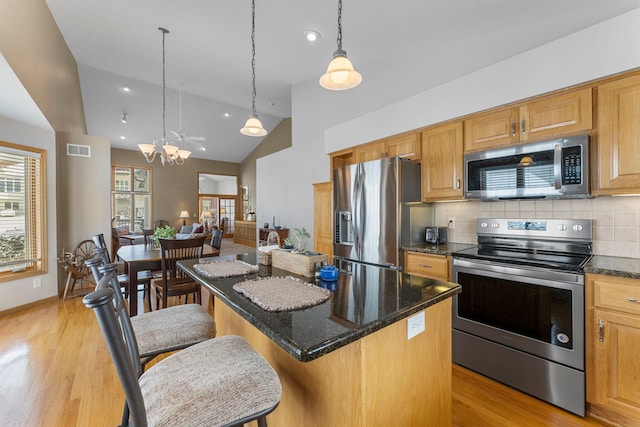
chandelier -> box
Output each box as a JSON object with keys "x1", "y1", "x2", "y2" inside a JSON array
[{"x1": 138, "y1": 27, "x2": 191, "y2": 166}]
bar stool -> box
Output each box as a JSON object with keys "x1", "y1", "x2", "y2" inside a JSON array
[{"x1": 84, "y1": 266, "x2": 281, "y2": 426}]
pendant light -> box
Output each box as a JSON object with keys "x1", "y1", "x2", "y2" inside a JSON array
[
  {"x1": 320, "y1": 0, "x2": 362, "y2": 90},
  {"x1": 138, "y1": 27, "x2": 191, "y2": 165},
  {"x1": 240, "y1": 0, "x2": 268, "y2": 137}
]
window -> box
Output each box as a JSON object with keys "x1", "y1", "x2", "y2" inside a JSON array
[
  {"x1": 112, "y1": 166, "x2": 151, "y2": 232},
  {"x1": 0, "y1": 142, "x2": 46, "y2": 280}
]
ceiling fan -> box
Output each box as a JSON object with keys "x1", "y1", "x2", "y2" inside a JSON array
[{"x1": 170, "y1": 83, "x2": 206, "y2": 143}]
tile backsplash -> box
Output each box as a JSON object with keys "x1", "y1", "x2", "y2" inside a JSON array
[{"x1": 433, "y1": 196, "x2": 640, "y2": 259}]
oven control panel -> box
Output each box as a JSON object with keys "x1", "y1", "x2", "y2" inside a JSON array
[{"x1": 477, "y1": 218, "x2": 592, "y2": 241}]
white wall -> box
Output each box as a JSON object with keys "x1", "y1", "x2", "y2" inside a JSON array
[
  {"x1": 257, "y1": 8, "x2": 640, "y2": 251},
  {"x1": 0, "y1": 116, "x2": 58, "y2": 310}
]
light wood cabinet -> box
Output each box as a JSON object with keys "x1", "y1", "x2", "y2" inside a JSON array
[
  {"x1": 464, "y1": 87, "x2": 592, "y2": 152},
  {"x1": 586, "y1": 274, "x2": 640, "y2": 423},
  {"x1": 421, "y1": 122, "x2": 464, "y2": 201},
  {"x1": 313, "y1": 182, "x2": 333, "y2": 257},
  {"x1": 234, "y1": 220, "x2": 256, "y2": 248},
  {"x1": 330, "y1": 148, "x2": 355, "y2": 172},
  {"x1": 354, "y1": 141, "x2": 386, "y2": 163},
  {"x1": 385, "y1": 132, "x2": 421, "y2": 161},
  {"x1": 595, "y1": 74, "x2": 640, "y2": 195},
  {"x1": 330, "y1": 132, "x2": 421, "y2": 170},
  {"x1": 404, "y1": 252, "x2": 449, "y2": 281}
]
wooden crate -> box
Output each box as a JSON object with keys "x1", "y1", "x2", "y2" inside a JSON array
[{"x1": 272, "y1": 250, "x2": 329, "y2": 277}]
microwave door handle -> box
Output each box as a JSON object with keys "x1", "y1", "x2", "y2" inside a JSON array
[{"x1": 553, "y1": 144, "x2": 563, "y2": 190}]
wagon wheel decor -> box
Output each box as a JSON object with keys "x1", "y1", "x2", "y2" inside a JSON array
[{"x1": 60, "y1": 239, "x2": 97, "y2": 300}]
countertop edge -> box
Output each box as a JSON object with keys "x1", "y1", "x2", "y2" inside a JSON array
[{"x1": 179, "y1": 259, "x2": 461, "y2": 362}]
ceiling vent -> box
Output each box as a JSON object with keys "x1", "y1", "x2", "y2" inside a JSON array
[{"x1": 66, "y1": 144, "x2": 91, "y2": 157}]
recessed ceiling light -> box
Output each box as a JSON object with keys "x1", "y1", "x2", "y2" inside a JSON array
[
  {"x1": 119, "y1": 136, "x2": 126, "y2": 140},
  {"x1": 121, "y1": 113, "x2": 127, "y2": 123},
  {"x1": 304, "y1": 30, "x2": 321, "y2": 42},
  {"x1": 122, "y1": 86, "x2": 131, "y2": 93},
  {"x1": 223, "y1": 113, "x2": 231, "y2": 118},
  {"x1": 200, "y1": 147, "x2": 206, "y2": 151}
]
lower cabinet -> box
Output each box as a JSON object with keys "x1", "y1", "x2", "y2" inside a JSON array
[
  {"x1": 586, "y1": 274, "x2": 640, "y2": 423},
  {"x1": 404, "y1": 251, "x2": 449, "y2": 281},
  {"x1": 233, "y1": 221, "x2": 257, "y2": 248}
]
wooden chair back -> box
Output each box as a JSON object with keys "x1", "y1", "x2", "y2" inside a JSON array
[
  {"x1": 210, "y1": 229, "x2": 223, "y2": 250},
  {"x1": 154, "y1": 219, "x2": 169, "y2": 229},
  {"x1": 159, "y1": 236, "x2": 206, "y2": 283}
]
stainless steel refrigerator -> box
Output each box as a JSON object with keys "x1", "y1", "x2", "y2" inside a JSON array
[{"x1": 333, "y1": 157, "x2": 432, "y2": 270}]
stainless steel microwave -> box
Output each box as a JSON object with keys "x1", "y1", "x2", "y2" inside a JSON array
[{"x1": 464, "y1": 135, "x2": 589, "y2": 200}]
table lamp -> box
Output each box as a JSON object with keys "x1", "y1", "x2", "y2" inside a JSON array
[
  {"x1": 179, "y1": 210, "x2": 190, "y2": 226},
  {"x1": 202, "y1": 211, "x2": 212, "y2": 232}
]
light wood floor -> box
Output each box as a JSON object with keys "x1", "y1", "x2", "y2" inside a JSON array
[{"x1": 0, "y1": 294, "x2": 612, "y2": 427}]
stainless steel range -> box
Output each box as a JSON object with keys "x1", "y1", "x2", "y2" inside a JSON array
[{"x1": 451, "y1": 218, "x2": 592, "y2": 416}]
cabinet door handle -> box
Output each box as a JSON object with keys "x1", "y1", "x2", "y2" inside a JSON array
[
  {"x1": 598, "y1": 319, "x2": 605, "y2": 343},
  {"x1": 627, "y1": 297, "x2": 640, "y2": 303},
  {"x1": 418, "y1": 264, "x2": 433, "y2": 268},
  {"x1": 511, "y1": 120, "x2": 516, "y2": 136},
  {"x1": 521, "y1": 119, "x2": 526, "y2": 135},
  {"x1": 456, "y1": 178, "x2": 461, "y2": 189}
]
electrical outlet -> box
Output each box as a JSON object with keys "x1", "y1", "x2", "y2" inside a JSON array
[
  {"x1": 448, "y1": 218, "x2": 456, "y2": 229},
  {"x1": 407, "y1": 311, "x2": 425, "y2": 340},
  {"x1": 33, "y1": 278, "x2": 42, "y2": 288}
]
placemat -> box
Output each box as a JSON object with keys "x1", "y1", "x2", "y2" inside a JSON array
[
  {"x1": 194, "y1": 260, "x2": 259, "y2": 278},
  {"x1": 233, "y1": 276, "x2": 330, "y2": 312}
]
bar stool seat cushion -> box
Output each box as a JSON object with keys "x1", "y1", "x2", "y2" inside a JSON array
[
  {"x1": 140, "y1": 335, "x2": 282, "y2": 427},
  {"x1": 131, "y1": 304, "x2": 216, "y2": 358}
]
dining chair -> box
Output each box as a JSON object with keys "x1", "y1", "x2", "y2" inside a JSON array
[
  {"x1": 153, "y1": 219, "x2": 169, "y2": 229},
  {"x1": 154, "y1": 236, "x2": 207, "y2": 309},
  {"x1": 209, "y1": 228, "x2": 224, "y2": 250},
  {"x1": 93, "y1": 237, "x2": 154, "y2": 310},
  {"x1": 85, "y1": 257, "x2": 217, "y2": 369},
  {"x1": 142, "y1": 228, "x2": 154, "y2": 246},
  {"x1": 84, "y1": 265, "x2": 280, "y2": 427}
]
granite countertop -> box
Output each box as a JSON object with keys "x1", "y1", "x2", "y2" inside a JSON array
[
  {"x1": 178, "y1": 253, "x2": 461, "y2": 362},
  {"x1": 585, "y1": 255, "x2": 640, "y2": 279},
  {"x1": 405, "y1": 242, "x2": 640, "y2": 281},
  {"x1": 402, "y1": 242, "x2": 476, "y2": 256}
]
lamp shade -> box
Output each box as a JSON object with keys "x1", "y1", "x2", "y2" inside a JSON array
[
  {"x1": 240, "y1": 116, "x2": 268, "y2": 137},
  {"x1": 179, "y1": 210, "x2": 190, "y2": 219},
  {"x1": 138, "y1": 143, "x2": 156, "y2": 155},
  {"x1": 320, "y1": 54, "x2": 362, "y2": 90}
]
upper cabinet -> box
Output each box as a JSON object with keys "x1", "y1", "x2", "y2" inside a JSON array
[
  {"x1": 330, "y1": 148, "x2": 355, "y2": 172},
  {"x1": 464, "y1": 87, "x2": 593, "y2": 152},
  {"x1": 421, "y1": 122, "x2": 464, "y2": 201},
  {"x1": 354, "y1": 141, "x2": 386, "y2": 163},
  {"x1": 330, "y1": 132, "x2": 422, "y2": 169},
  {"x1": 385, "y1": 133, "x2": 421, "y2": 161},
  {"x1": 595, "y1": 74, "x2": 640, "y2": 195}
]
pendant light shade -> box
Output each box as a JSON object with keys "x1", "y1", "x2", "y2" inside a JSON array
[
  {"x1": 320, "y1": 0, "x2": 362, "y2": 90},
  {"x1": 240, "y1": 0, "x2": 268, "y2": 137},
  {"x1": 241, "y1": 116, "x2": 268, "y2": 137}
]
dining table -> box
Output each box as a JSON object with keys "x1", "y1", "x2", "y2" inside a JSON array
[{"x1": 117, "y1": 242, "x2": 219, "y2": 316}]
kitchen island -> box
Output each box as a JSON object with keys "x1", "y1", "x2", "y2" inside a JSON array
[{"x1": 178, "y1": 253, "x2": 461, "y2": 426}]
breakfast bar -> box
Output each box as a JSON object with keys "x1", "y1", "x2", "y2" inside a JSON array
[{"x1": 178, "y1": 253, "x2": 461, "y2": 426}]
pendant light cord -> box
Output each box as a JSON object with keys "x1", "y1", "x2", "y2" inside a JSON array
[
  {"x1": 160, "y1": 27, "x2": 169, "y2": 143},
  {"x1": 250, "y1": 0, "x2": 257, "y2": 117},
  {"x1": 336, "y1": 0, "x2": 343, "y2": 51}
]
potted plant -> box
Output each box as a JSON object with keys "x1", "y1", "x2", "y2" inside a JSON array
[
  {"x1": 293, "y1": 227, "x2": 310, "y2": 253},
  {"x1": 151, "y1": 225, "x2": 177, "y2": 248},
  {"x1": 282, "y1": 237, "x2": 294, "y2": 250}
]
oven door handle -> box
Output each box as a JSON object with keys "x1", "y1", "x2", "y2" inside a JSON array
[{"x1": 452, "y1": 257, "x2": 584, "y2": 285}]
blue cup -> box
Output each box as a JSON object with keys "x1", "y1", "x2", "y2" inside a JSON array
[{"x1": 320, "y1": 265, "x2": 339, "y2": 281}]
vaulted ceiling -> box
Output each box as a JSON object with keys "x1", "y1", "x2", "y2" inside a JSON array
[{"x1": 45, "y1": 0, "x2": 640, "y2": 162}]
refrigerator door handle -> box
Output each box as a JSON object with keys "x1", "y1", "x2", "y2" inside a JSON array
[{"x1": 353, "y1": 164, "x2": 365, "y2": 259}]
